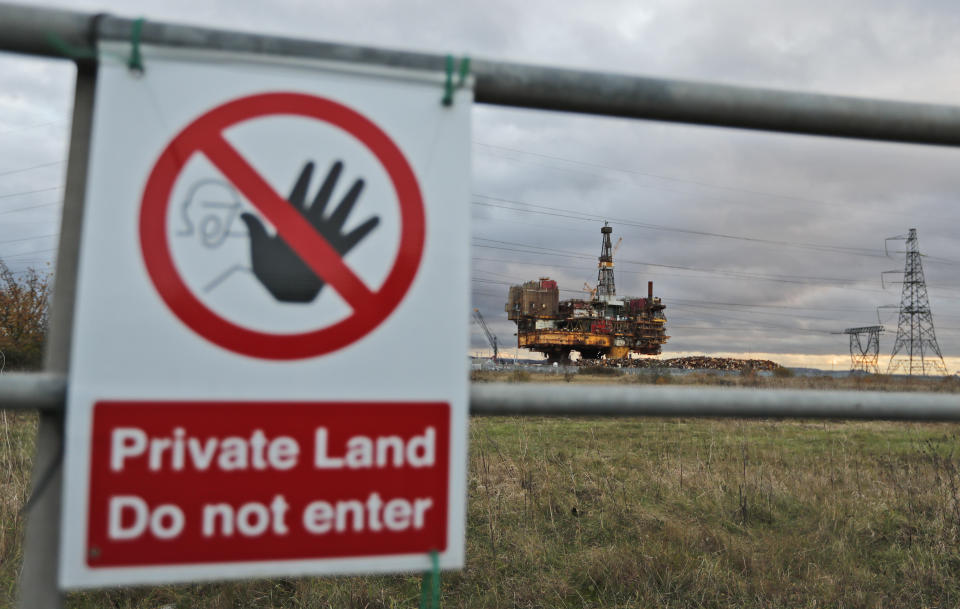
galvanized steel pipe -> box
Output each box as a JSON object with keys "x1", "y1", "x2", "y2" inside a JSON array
[
  {"x1": 3, "y1": 2, "x2": 960, "y2": 146},
  {"x1": 469, "y1": 383, "x2": 960, "y2": 421},
  {"x1": 4, "y1": 375, "x2": 960, "y2": 421},
  {"x1": 0, "y1": 373, "x2": 67, "y2": 412}
]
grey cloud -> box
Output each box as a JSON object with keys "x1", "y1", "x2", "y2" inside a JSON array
[{"x1": 3, "y1": 0, "x2": 959, "y2": 366}]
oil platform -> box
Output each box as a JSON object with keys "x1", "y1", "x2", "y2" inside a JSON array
[{"x1": 505, "y1": 224, "x2": 668, "y2": 363}]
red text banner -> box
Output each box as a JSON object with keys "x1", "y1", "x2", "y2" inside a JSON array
[{"x1": 87, "y1": 401, "x2": 450, "y2": 567}]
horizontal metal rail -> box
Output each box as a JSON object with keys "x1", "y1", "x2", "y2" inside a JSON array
[
  {"x1": 5, "y1": 2, "x2": 960, "y2": 147},
  {"x1": 2, "y1": 374, "x2": 958, "y2": 421},
  {"x1": 0, "y1": 374, "x2": 68, "y2": 412},
  {"x1": 471, "y1": 383, "x2": 960, "y2": 420}
]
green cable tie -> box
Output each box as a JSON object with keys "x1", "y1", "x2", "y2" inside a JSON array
[
  {"x1": 45, "y1": 16, "x2": 145, "y2": 71},
  {"x1": 442, "y1": 54, "x2": 455, "y2": 106},
  {"x1": 442, "y1": 54, "x2": 470, "y2": 106},
  {"x1": 45, "y1": 32, "x2": 98, "y2": 60},
  {"x1": 419, "y1": 550, "x2": 441, "y2": 609},
  {"x1": 127, "y1": 17, "x2": 145, "y2": 73},
  {"x1": 456, "y1": 56, "x2": 471, "y2": 88}
]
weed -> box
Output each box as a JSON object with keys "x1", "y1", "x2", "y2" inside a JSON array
[
  {"x1": 772, "y1": 366, "x2": 794, "y2": 378},
  {"x1": 509, "y1": 369, "x2": 531, "y2": 382},
  {"x1": 577, "y1": 366, "x2": 623, "y2": 377}
]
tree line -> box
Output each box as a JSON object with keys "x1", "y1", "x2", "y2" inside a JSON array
[{"x1": 0, "y1": 260, "x2": 49, "y2": 371}]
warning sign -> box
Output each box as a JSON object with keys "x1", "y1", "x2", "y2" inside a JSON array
[
  {"x1": 140, "y1": 93, "x2": 426, "y2": 358},
  {"x1": 61, "y1": 44, "x2": 470, "y2": 588}
]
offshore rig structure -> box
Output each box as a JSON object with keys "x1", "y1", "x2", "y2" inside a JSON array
[{"x1": 506, "y1": 224, "x2": 668, "y2": 363}]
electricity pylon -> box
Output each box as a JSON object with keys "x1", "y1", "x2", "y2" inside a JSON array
[
  {"x1": 839, "y1": 326, "x2": 883, "y2": 373},
  {"x1": 884, "y1": 229, "x2": 947, "y2": 375}
]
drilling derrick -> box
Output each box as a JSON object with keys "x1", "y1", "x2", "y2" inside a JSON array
[
  {"x1": 597, "y1": 224, "x2": 616, "y2": 301},
  {"x1": 505, "y1": 224, "x2": 668, "y2": 363}
]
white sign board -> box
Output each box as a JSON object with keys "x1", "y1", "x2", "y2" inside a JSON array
[{"x1": 60, "y1": 43, "x2": 470, "y2": 588}]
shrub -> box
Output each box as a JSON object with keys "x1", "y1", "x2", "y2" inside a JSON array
[
  {"x1": 772, "y1": 366, "x2": 794, "y2": 378},
  {"x1": 0, "y1": 261, "x2": 50, "y2": 371},
  {"x1": 509, "y1": 369, "x2": 531, "y2": 382},
  {"x1": 653, "y1": 371, "x2": 673, "y2": 385},
  {"x1": 578, "y1": 366, "x2": 623, "y2": 377}
]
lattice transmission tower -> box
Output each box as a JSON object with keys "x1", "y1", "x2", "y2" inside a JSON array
[
  {"x1": 840, "y1": 326, "x2": 883, "y2": 373},
  {"x1": 884, "y1": 229, "x2": 947, "y2": 375}
]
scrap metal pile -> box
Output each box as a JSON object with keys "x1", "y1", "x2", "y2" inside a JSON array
[{"x1": 583, "y1": 356, "x2": 781, "y2": 372}]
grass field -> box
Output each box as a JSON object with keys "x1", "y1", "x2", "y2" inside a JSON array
[{"x1": 4, "y1": 375, "x2": 960, "y2": 608}]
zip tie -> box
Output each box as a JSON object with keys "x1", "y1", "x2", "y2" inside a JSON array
[
  {"x1": 127, "y1": 17, "x2": 145, "y2": 74},
  {"x1": 456, "y1": 56, "x2": 471, "y2": 88},
  {"x1": 442, "y1": 54, "x2": 471, "y2": 106},
  {"x1": 45, "y1": 15, "x2": 145, "y2": 75},
  {"x1": 45, "y1": 31, "x2": 98, "y2": 60},
  {"x1": 419, "y1": 550, "x2": 441, "y2": 609}
]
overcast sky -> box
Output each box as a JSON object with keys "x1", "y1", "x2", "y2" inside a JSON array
[{"x1": 2, "y1": 0, "x2": 959, "y2": 370}]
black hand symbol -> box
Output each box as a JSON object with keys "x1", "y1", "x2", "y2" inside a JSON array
[{"x1": 240, "y1": 161, "x2": 380, "y2": 303}]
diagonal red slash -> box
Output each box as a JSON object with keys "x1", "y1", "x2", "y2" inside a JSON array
[{"x1": 202, "y1": 134, "x2": 376, "y2": 313}]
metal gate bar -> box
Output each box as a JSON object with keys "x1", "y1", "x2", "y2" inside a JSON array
[
  {"x1": 470, "y1": 383, "x2": 960, "y2": 420},
  {"x1": 4, "y1": 2, "x2": 960, "y2": 146},
  {"x1": 2, "y1": 373, "x2": 958, "y2": 422}
]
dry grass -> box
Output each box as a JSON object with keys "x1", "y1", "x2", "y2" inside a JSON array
[
  {"x1": 5, "y1": 385, "x2": 960, "y2": 607},
  {"x1": 0, "y1": 412, "x2": 35, "y2": 608}
]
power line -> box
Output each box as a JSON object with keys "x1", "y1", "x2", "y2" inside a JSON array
[
  {"x1": 473, "y1": 194, "x2": 886, "y2": 258},
  {"x1": 0, "y1": 233, "x2": 57, "y2": 247},
  {"x1": 0, "y1": 201, "x2": 60, "y2": 216},
  {"x1": 475, "y1": 235, "x2": 863, "y2": 281},
  {"x1": 473, "y1": 234, "x2": 960, "y2": 294},
  {"x1": 1, "y1": 247, "x2": 57, "y2": 260},
  {"x1": 474, "y1": 141, "x2": 853, "y2": 216},
  {"x1": 472, "y1": 289, "x2": 508, "y2": 299},
  {"x1": 0, "y1": 160, "x2": 65, "y2": 179},
  {"x1": 0, "y1": 119, "x2": 64, "y2": 135},
  {"x1": 472, "y1": 238, "x2": 885, "y2": 290},
  {"x1": 669, "y1": 303, "x2": 837, "y2": 333},
  {"x1": 472, "y1": 251, "x2": 879, "y2": 293},
  {"x1": 669, "y1": 299, "x2": 870, "y2": 314},
  {"x1": 0, "y1": 185, "x2": 61, "y2": 200},
  {"x1": 669, "y1": 299, "x2": 867, "y2": 324},
  {"x1": 666, "y1": 305, "x2": 837, "y2": 336}
]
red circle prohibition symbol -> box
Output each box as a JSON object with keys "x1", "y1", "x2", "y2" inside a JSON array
[{"x1": 140, "y1": 93, "x2": 425, "y2": 360}]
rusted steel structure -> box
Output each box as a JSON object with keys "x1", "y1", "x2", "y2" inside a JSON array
[{"x1": 506, "y1": 225, "x2": 668, "y2": 362}]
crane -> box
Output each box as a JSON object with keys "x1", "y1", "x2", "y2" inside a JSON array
[{"x1": 472, "y1": 309, "x2": 499, "y2": 363}]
